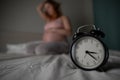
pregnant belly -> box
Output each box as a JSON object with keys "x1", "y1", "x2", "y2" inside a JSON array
[{"x1": 43, "y1": 32, "x2": 65, "y2": 42}]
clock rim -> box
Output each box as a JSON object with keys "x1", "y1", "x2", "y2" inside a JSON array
[{"x1": 70, "y1": 34, "x2": 109, "y2": 71}]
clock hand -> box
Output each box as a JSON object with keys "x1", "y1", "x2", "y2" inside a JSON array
[
  {"x1": 86, "y1": 51, "x2": 97, "y2": 60},
  {"x1": 86, "y1": 51, "x2": 97, "y2": 54},
  {"x1": 88, "y1": 53, "x2": 97, "y2": 60},
  {"x1": 89, "y1": 52, "x2": 97, "y2": 54}
]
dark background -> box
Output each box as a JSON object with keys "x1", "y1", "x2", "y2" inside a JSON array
[
  {"x1": 93, "y1": 0, "x2": 120, "y2": 50},
  {"x1": 0, "y1": 0, "x2": 120, "y2": 51},
  {"x1": 0, "y1": 0, "x2": 94, "y2": 32}
]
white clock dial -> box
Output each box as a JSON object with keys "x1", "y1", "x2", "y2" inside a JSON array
[{"x1": 72, "y1": 36, "x2": 105, "y2": 69}]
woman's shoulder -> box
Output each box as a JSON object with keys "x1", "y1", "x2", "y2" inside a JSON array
[
  {"x1": 60, "y1": 16, "x2": 69, "y2": 19},
  {"x1": 60, "y1": 16, "x2": 70, "y2": 21}
]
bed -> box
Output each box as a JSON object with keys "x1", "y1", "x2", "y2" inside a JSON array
[{"x1": 0, "y1": 31, "x2": 120, "y2": 80}]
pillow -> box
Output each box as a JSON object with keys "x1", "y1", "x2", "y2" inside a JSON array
[
  {"x1": 6, "y1": 41, "x2": 41, "y2": 55},
  {"x1": 6, "y1": 44, "x2": 27, "y2": 54}
]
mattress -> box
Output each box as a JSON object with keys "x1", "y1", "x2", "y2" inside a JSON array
[{"x1": 0, "y1": 50, "x2": 120, "y2": 80}]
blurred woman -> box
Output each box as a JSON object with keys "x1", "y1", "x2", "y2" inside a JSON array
[{"x1": 35, "y1": 0, "x2": 72, "y2": 55}]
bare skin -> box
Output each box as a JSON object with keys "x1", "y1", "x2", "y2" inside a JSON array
[{"x1": 37, "y1": 2, "x2": 72, "y2": 42}]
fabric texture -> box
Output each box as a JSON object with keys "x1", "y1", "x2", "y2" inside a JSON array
[
  {"x1": 6, "y1": 41, "x2": 41, "y2": 54},
  {"x1": 44, "y1": 17, "x2": 64, "y2": 31},
  {"x1": 35, "y1": 41, "x2": 69, "y2": 55},
  {"x1": 6, "y1": 41, "x2": 69, "y2": 55},
  {"x1": 0, "y1": 50, "x2": 120, "y2": 80}
]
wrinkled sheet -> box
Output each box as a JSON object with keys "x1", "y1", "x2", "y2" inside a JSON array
[{"x1": 0, "y1": 51, "x2": 120, "y2": 80}]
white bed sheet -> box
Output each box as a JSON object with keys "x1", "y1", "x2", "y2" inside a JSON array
[{"x1": 0, "y1": 50, "x2": 120, "y2": 80}]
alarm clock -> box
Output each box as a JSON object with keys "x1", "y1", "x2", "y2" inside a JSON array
[{"x1": 70, "y1": 25, "x2": 109, "y2": 70}]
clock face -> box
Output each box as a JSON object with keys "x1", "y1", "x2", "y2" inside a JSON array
[{"x1": 71, "y1": 36, "x2": 105, "y2": 69}]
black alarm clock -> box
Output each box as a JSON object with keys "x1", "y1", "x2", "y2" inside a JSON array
[{"x1": 70, "y1": 25, "x2": 109, "y2": 70}]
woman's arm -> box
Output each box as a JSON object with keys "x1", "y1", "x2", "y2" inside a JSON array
[
  {"x1": 36, "y1": 3, "x2": 49, "y2": 21},
  {"x1": 52, "y1": 16, "x2": 72, "y2": 36}
]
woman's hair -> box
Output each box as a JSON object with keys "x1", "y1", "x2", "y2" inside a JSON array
[{"x1": 44, "y1": 0, "x2": 62, "y2": 18}]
